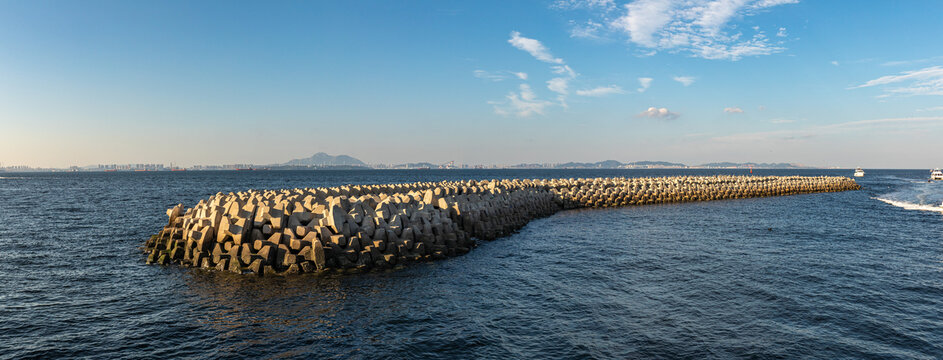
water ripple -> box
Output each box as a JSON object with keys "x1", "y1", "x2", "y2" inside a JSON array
[{"x1": 0, "y1": 169, "x2": 941, "y2": 359}]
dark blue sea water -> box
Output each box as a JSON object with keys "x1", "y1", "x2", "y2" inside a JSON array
[{"x1": 1, "y1": 169, "x2": 941, "y2": 359}]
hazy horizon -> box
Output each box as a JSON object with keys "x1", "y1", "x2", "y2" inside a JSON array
[{"x1": 2, "y1": 1, "x2": 942, "y2": 169}]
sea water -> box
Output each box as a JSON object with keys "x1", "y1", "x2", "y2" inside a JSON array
[{"x1": 0, "y1": 169, "x2": 940, "y2": 359}]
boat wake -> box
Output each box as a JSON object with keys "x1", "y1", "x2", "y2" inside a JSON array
[
  {"x1": 874, "y1": 197, "x2": 943, "y2": 213},
  {"x1": 873, "y1": 177, "x2": 943, "y2": 213}
]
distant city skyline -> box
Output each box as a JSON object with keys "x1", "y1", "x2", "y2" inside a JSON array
[
  {"x1": 0, "y1": 154, "x2": 883, "y2": 171},
  {"x1": 2, "y1": 1, "x2": 943, "y2": 168}
]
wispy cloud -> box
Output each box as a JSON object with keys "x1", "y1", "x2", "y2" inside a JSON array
[
  {"x1": 917, "y1": 106, "x2": 943, "y2": 112},
  {"x1": 851, "y1": 66, "x2": 943, "y2": 97},
  {"x1": 611, "y1": 0, "x2": 674, "y2": 47},
  {"x1": 714, "y1": 116, "x2": 943, "y2": 142},
  {"x1": 881, "y1": 56, "x2": 943, "y2": 67},
  {"x1": 568, "y1": 0, "x2": 798, "y2": 60},
  {"x1": 638, "y1": 77, "x2": 653, "y2": 92},
  {"x1": 547, "y1": 77, "x2": 570, "y2": 94},
  {"x1": 552, "y1": 0, "x2": 616, "y2": 10},
  {"x1": 689, "y1": 32, "x2": 783, "y2": 60},
  {"x1": 830, "y1": 60, "x2": 839, "y2": 66},
  {"x1": 474, "y1": 70, "x2": 529, "y2": 82},
  {"x1": 724, "y1": 107, "x2": 744, "y2": 113},
  {"x1": 770, "y1": 118, "x2": 794, "y2": 124},
  {"x1": 752, "y1": 0, "x2": 798, "y2": 7},
  {"x1": 570, "y1": 20, "x2": 605, "y2": 39},
  {"x1": 492, "y1": 32, "x2": 582, "y2": 116},
  {"x1": 552, "y1": 65, "x2": 578, "y2": 78},
  {"x1": 508, "y1": 31, "x2": 564, "y2": 64},
  {"x1": 637, "y1": 106, "x2": 679, "y2": 120},
  {"x1": 673, "y1": 76, "x2": 695, "y2": 86},
  {"x1": 576, "y1": 85, "x2": 625, "y2": 96},
  {"x1": 492, "y1": 84, "x2": 555, "y2": 117},
  {"x1": 473, "y1": 70, "x2": 506, "y2": 82},
  {"x1": 493, "y1": 31, "x2": 617, "y2": 116}
]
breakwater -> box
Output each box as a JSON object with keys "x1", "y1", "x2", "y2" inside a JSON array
[{"x1": 144, "y1": 175, "x2": 860, "y2": 275}]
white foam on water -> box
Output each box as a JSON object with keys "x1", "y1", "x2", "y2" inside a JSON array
[{"x1": 874, "y1": 197, "x2": 943, "y2": 213}]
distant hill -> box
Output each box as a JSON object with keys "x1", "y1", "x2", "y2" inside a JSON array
[
  {"x1": 555, "y1": 160, "x2": 623, "y2": 168},
  {"x1": 284, "y1": 152, "x2": 366, "y2": 166},
  {"x1": 542, "y1": 160, "x2": 811, "y2": 169},
  {"x1": 554, "y1": 160, "x2": 686, "y2": 169},
  {"x1": 391, "y1": 162, "x2": 439, "y2": 169},
  {"x1": 275, "y1": 155, "x2": 813, "y2": 170},
  {"x1": 625, "y1": 161, "x2": 687, "y2": 168},
  {"x1": 697, "y1": 162, "x2": 809, "y2": 169}
]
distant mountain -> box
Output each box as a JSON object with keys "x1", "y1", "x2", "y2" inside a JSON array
[
  {"x1": 284, "y1": 152, "x2": 366, "y2": 166},
  {"x1": 624, "y1": 161, "x2": 687, "y2": 168},
  {"x1": 555, "y1": 160, "x2": 622, "y2": 168},
  {"x1": 276, "y1": 155, "x2": 813, "y2": 170},
  {"x1": 540, "y1": 160, "x2": 811, "y2": 169},
  {"x1": 391, "y1": 162, "x2": 439, "y2": 169},
  {"x1": 554, "y1": 160, "x2": 686, "y2": 169},
  {"x1": 697, "y1": 162, "x2": 809, "y2": 169}
]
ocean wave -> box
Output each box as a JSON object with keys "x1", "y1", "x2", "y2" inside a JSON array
[{"x1": 874, "y1": 197, "x2": 943, "y2": 213}]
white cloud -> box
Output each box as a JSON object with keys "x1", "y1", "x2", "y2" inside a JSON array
[
  {"x1": 552, "y1": 0, "x2": 616, "y2": 10},
  {"x1": 576, "y1": 85, "x2": 625, "y2": 96},
  {"x1": 851, "y1": 66, "x2": 943, "y2": 97},
  {"x1": 689, "y1": 32, "x2": 783, "y2": 60},
  {"x1": 552, "y1": 65, "x2": 578, "y2": 78},
  {"x1": 696, "y1": 0, "x2": 752, "y2": 36},
  {"x1": 493, "y1": 87, "x2": 532, "y2": 116},
  {"x1": 829, "y1": 116, "x2": 943, "y2": 129},
  {"x1": 714, "y1": 116, "x2": 943, "y2": 142},
  {"x1": 638, "y1": 77, "x2": 653, "y2": 92},
  {"x1": 637, "y1": 106, "x2": 679, "y2": 120},
  {"x1": 830, "y1": 60, "x2": 839, "y2": 66},
  {"x1": 770, "y1": 118, "x2": 794, "y2": 124},
  {"x1": 499, "y1": 32, "x2": 582, "y2": 114},
  {"x1": 474, "y1": 70, "x2": 529, "y2": 82},
  {"x1": 917, "y1": 106, "x2": 943, "y2": 112},
  {"x1": 493, "y1": 84, "x2": 555, "y2": 117},
  {"x1": 611, "y1": 0, "x2": 675, "y2": 47},
  {"x1": 499, "y1": 30, "x2": 625, "y2": 113},
  {"x1": 673, "y1": 76, "x2": 695, "y2": 86},
  {"x1": 570, "y1": 20, "x2": 605, "y2": 39},
  {"x1": 724, "y1": 107, "x2": 744, "y2": 113},
  {"x1": 881, "y1": 56, "x2": 943, "y2": 67},
  {"x1": 547, "y1": 78, "x2": 570, "y2": 94},
  {"x1": 473, "y1": 70, "x2": 507, "y2": 82},
  {"x1": 604, "y1": 0, "x2": 796, "y2": 60},
  {"x1": 508, "y1": 31, "x2": 564, "y2": 64},
  {"x1": 752, "y1": 0, "x2": 799, "y2": 8}
]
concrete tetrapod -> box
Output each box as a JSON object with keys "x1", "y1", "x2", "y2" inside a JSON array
[{"x1": 144, "y1": 175, "x2": 860, "y2": 276}]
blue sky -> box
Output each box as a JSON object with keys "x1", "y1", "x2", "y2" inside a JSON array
[{"x1": 1, "y1": 0, "x2": 942, "y2": 168}]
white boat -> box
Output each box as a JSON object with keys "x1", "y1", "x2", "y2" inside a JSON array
[
  {"x1": 931, "y1": 168, "x2": 943, "y2": 181},
  {"x1": 854, "y1": 167, "x2": 865, "y2": 177}
]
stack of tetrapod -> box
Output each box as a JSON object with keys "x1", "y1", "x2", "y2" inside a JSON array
[{"x1": 144, "y1": 175, "x2": 860, "y2": 276}]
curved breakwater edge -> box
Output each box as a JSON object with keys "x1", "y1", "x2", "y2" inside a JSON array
[{"x1": 144, "y1": 175, "x2": 860, "y2": 276}]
